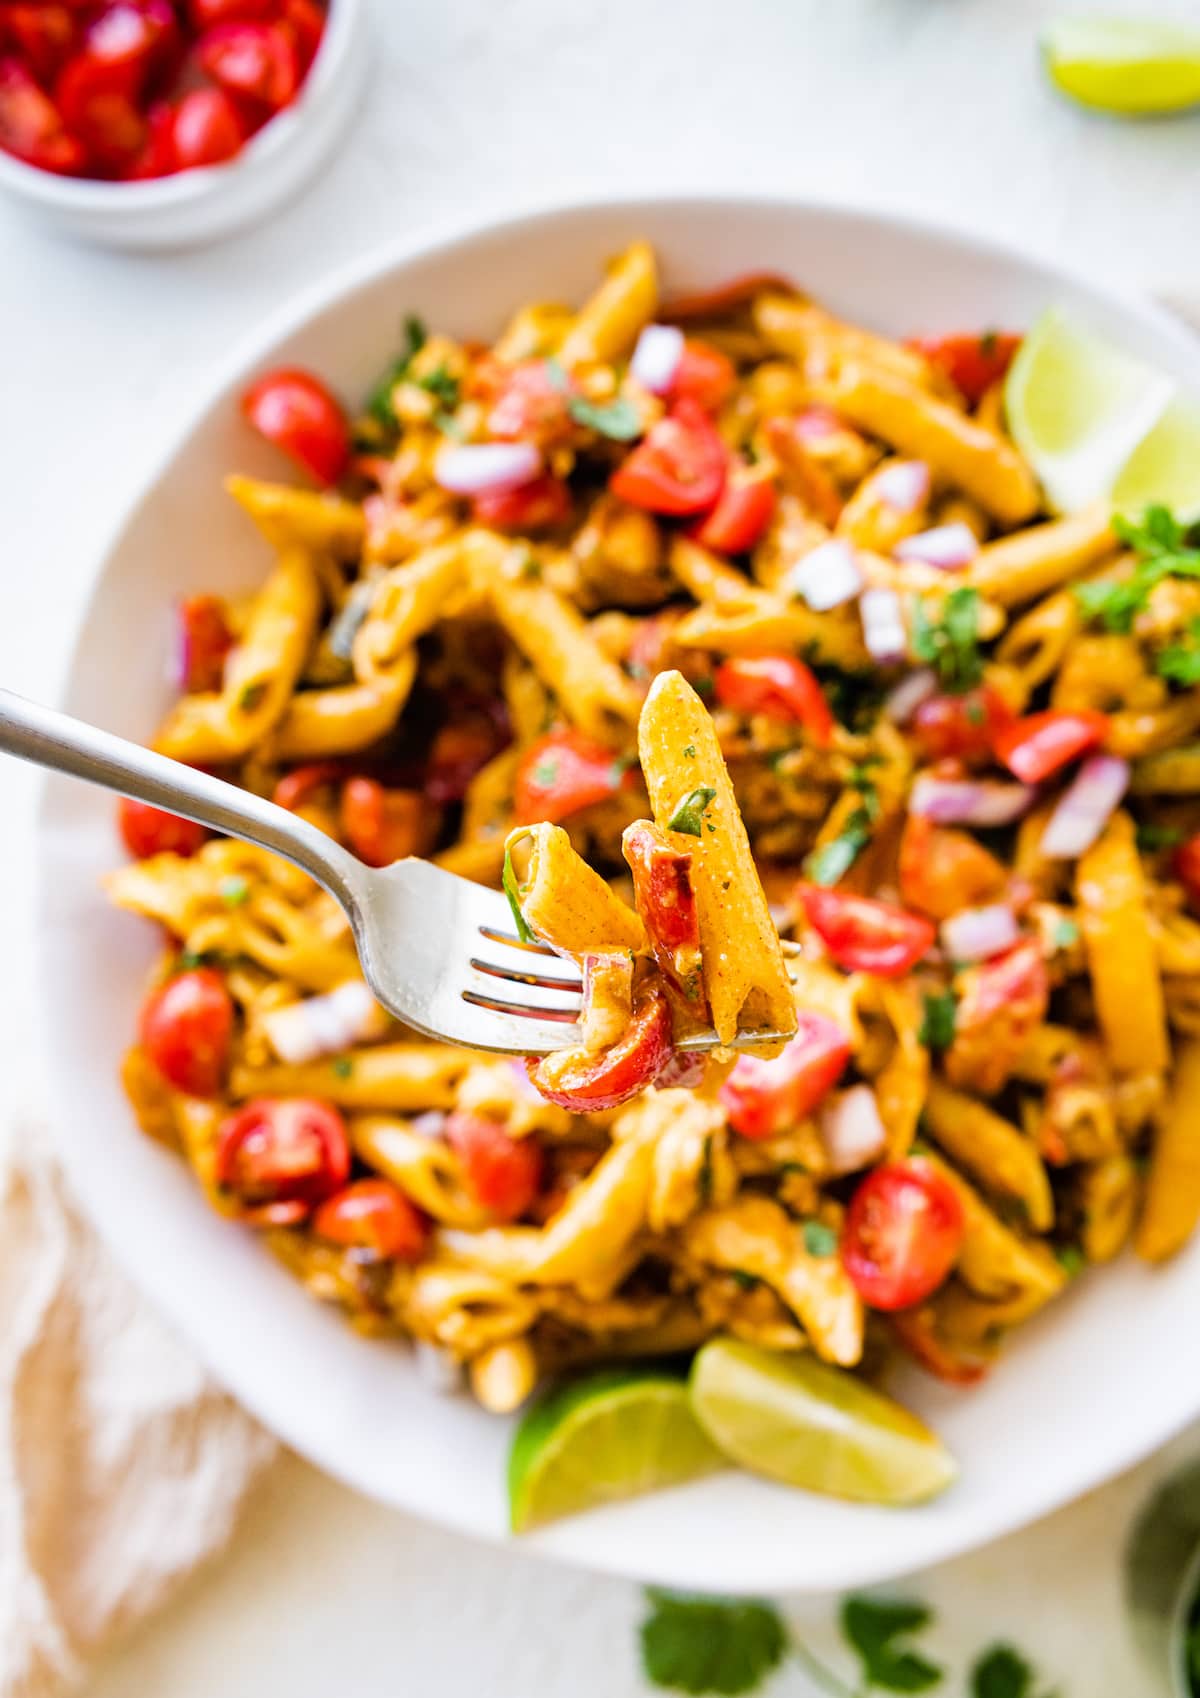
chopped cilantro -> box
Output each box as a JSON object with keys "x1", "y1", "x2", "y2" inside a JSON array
[
  {"x1": 237, "y1": 682, "x2": 266, "y2": 713},
  {"x1": 1157, "y1": 618, "x2": 1200, "y2": 685},
  {"x1": 919, "y1": 990, "x2": 957, "y2": 1051},
  {"x1": 693, "y1": 675, "x2": 715, "y2": 701},
  {"x1": 805, "y1": 806, "x2": 873, "y2": 886},
  {"x1": 841, "y1": 1597, "x2": 943, "y2": 1695},
  {"x1": 331, "y1": 1057, "x2": 353, "y2": 1079},
  {"x1": 1136, "y1": 822, "x2": 1184, "y2": 852},
  {"x1": 683, "y1": 744, "x2": 697, "y2": 759},
  {"x1": 669, "y1": 786, "x2": 718, "y2": 836},
  {"x1": 532, "y1": 756, "x2": 560, "y2": 788},
  {"x1": 502, "y1": 843, "x2": 535, "y2": 943},
  {"x1": 802, "y1": 1220, "x2": 838, "y2": 1258},
  {"x1": 1054, "y1": 1245, "x2": 1085, "y2": 1279},
  {"x1": 979, "y1": 329, "x2": 999, "y2": 359},
  {"x1": 219, "y1": 874, "x2": 249, "y2": 908},
  {"x1": 417, "y1": 362, "x2": 460, "y2": 411},
  {"x1": 545, "y1": 355, "x2": 642, "y2": 440},
  {"x1": 729, "y1": 1269, "x2": 761, "y2": 1291},
  {"x1": 1051, "y1": 916, "x2": 1080, "y2": 949},
  {"x1": 911, "y1": 587, "x2": 983, "y2": 693},
  {"x1": 177, "y1": 949, "x2": 210, "y2": 972},
  {"x1": 640, "y1": 1591, "x2": 788, "y2": 1696},
  {"x1": 1076, "y1": 506, "x2": 1200, "y2": 633},
  {"x1": 366, "y1": 314, "x2": 427, "y2": 427}
]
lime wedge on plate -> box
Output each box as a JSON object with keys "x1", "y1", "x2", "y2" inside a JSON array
[
  {"x1": 1042, "y1": 16, "x2": 1200, "y2": 116},
  {"x1": 1005, "y1": 306, "x2": 1174, "y2": 513},
  {"x1": 689, "y1": 1338, "x2": 957, "y2": 1506},
  {"x1": 507, "y1": 1368, "x2": 724, "y2": 1531},
  {"x1": 1112, "y1": 396, "x2": 1200, "y2": 522}
]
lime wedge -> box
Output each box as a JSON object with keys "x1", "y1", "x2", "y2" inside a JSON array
[
  {"x1": 507, "y1": 1368, "x2": 724, "y2": 1531},
  {"x1": 1042, "y1": 16, "x2": 1200, "y2": 116},
  {"x1": 689, "y1": 1338, "x2": 957, "y2": 1506},
  {"x1": 1112, "y1": 396, "x2": 1200, "y2": 522},
  {"x1": 1004, "y1": 306, "x2": 1174, "y2": 513}
]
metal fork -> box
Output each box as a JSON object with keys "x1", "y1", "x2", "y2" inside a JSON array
[{"x1": 1, "y1": 689, "x2": 794, "y2": 1057}]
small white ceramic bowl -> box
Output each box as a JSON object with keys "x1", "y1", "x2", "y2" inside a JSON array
[
  {"x1": 0, "y1": 0, "x2": 367, "y2": 251},
  {"x1": 35, "y1": 195, "x2": 1200, "y2": 1593}
]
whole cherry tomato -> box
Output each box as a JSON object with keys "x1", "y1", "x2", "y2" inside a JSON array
[
  {"x1": 242, "y1": 365, "x2": 350, "y2": 485},
  {"x1": 313, "y1": 1178, "x2": 429, "y2": 1261},
  {"x1": 139, "y1": 967, "x2": 233, "y2": 1097},
  {"x1": 443, "y1": 1112, "x2": 543, "y2": 1222},
  {"x1": 118, "y1": 795, "x2": 208, "y2": 859},
  {"x1": 841, "y1": 1157, "x2": 965, "y2": 1311}
]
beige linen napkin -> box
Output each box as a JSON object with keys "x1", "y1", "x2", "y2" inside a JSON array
[{"x1": 0, "y1": 1117, "x2": 276, "y2": 1698}]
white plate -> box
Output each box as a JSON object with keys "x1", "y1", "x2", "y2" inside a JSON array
[{"x1": 35, "y1": 195, "x2": 1200, "y2": 1594}]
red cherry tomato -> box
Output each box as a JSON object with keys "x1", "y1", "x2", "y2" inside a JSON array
[
  {"x1": 123, "y1": 95, "x2": 174, "y2": 177},
  {"x1": 909, "y1": 331, "x2": 1022, "y2": 405},
  {"x1": 714, "y1": 654, "x2": 835, "y2": 747},
  {"x1": 340, "y1": 777, "x2": 430, "y2": 867},
  {"x1": 118, "y1": 795, "x2": 208, "y2": 859},
  {"x1": 670, "y1": 338, "x2": 736, "y2": 413},
  {"x1": 890, "y1": 1304, "x2": 989, "y2": 1385},
  {"x1": 242, "y1": 366, "x2": 350, "y2": 486},
  {"x1": 528, "y1": 988, "x2": 673, "y2": 1112},
  {"x1": 423, "y1": 702, "x2": 510, "y2": 804},
  {"x1": 278, "y1": 0, "x2": 325, "y2": 73},
  {"x1": 472, "y1": 472, "x2": 571, "y2": 532},
  {"x1": 56, "y1": 62, "x2": 145, "y2": 169},
  {"x1": 197, "y1": 21, "x2": 299, "y2": 113},
  {"x1": 272, "y1": 760, "x2": 344, "y2": 811},
  {"x1": 187, "y1": 0, "x2": 275, "y2": 27},
  {"x1": 1174, "y1": 834, "x2": 1200, "y2": 910},
  {"x1": 719, "y1": 1012, "x2": 851, "y2": 1139},
  {"x1": 911, "y1": 685, "x2": 1013, "y2": 763},
  {"x1": 797, "y1": 884, "x2": 935, "y2": 978},
  {"x1": 139, "y1": 967, "x2": 234, "y2": 1097},
  {"x1": 0, "y1": 56, "x2": 85, "y2": 173},
  {"x1": 944, "y1": 939, "x2": 1048, "y2": 1097},
  {"x1": 663, "y1": 271, "x2": 795, "y2": 321},
  {"x1": 689, "y1": 464, "x2": 776, "y2": 554},
  {"x1": 215, "y1": 1097, "x2": 350, "y2": 1225},
  {"x1": 486, "y1": 359, "x2": 574, "y2": 446},
  {"x1": 513, "y1": 729, "x2": 632, "y2": 825},
  {"x1": 313, "y1": 1178, "x2": 429, "y2": 1261},
  {"x1": 610, "y1": 398, "x2": 727, "y2": 516},
  {"x1": 177, "y1": 593, "x2": 233, "y2": 692},
  {"x1": 623, "y1": 819, "x2": 704, "y2": 1006},
  {"x1": 443, "y1": 1112, "x2": 543, "y2": 1222},
  {"x1": 170, "y1": 86, "x2": 245, "y2": 168},
  {"x1": 841, "y1": 1157, "x2": 965, "y2": 1311},
  {"x1": 1, "y1": 6, "x2": 77, "y2": 83},
  {"x1": 993, "y1": 709, "x2": 1108, "y2": 784}
]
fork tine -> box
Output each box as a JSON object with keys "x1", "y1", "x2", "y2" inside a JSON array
[
  {"x1": 477, "y1": 922, "x2": 562, "y2": 959},
  {"x1": 468, "y1": 957, "x2": 582, "y2": 992}
]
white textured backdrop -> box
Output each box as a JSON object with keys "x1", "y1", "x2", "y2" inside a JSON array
[{"x1": 4, "y1": 0, "x2": 1200, "y2": 1691}]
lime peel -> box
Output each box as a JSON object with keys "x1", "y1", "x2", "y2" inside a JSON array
[{"x1": 1042, "y1": 16, "x2": 1200, "y2": 117}]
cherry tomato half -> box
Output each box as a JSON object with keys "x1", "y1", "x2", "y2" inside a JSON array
[
  {"x1": 486, "y1": 359, "x2": 574, "y2": 447},
  {"x1": 242, "y1": 366, "x2": 350, "y2": 486},
  {"x1": 513, "y1": 729, "x2": 632, "y2": 825},
  {"x1": 1174, "y1": 834, "x2": 1200, "y2": 910},
  {"x1": 177, "y1": 593, "x2": 233, "y2": 692},
  {"x1": 909, "y1": 331, "x2": 1022, "y2": 406},
  {"x1": 215, "y1": 1096, "x2": 350, "y2": 1224},
  {"x1": 197, "y1": 21, "x2": 299, "y2": 113},
  {"x1": 689, "y1": 464, "x2": 776, "y2": 555},
  {"x1": 798, "y1": 884, "x2": 935, "y2": 978},
  {"x1": 911, "y1": 685, "x2": 1013, "y2": 764},
  {"x1": 528, "y1": 989, "x2": 673, "y2": 1112},
  {"x1": 472, "y1": 472, "x2": 571, "y2": 532},
  {"x1": 670, "y1": 338, "x2": 736, "y2": 413},
  {"x1": 623, "y1": 819, "x2": 704, "y2": 1006},
  {"x1": 313, "y1": 1178, "x2": 429, "y2": 1261},
  {"x1": 443, "y1": 1112, "x2": 543, "y2": 1222},
  {"x1": 139, "y1": 967, "x2": 233, "y2": 1097},
  {"x1": 715, "y1": 654, "x2": 834, "y2": 748},
  {"x1": 170, "y1": 85, "x2": 245, "y2": 168},
  {"x1": 719, "y1": 1012, "x2": 851, "y2": 1140},
  {"x1": 118, "y1": 795, "x2": 208, "y2": 859},
  {"x1": 0, "y1": 56, "x2": 85, "y2": 173},
  {"x1": 841, "y1": 1157, "x2": 965, "y2": 1311},
  {"x1": 340, "y1": 777, "x2": 430, "y2": 867},
  {"x1": 993, "y1": 709, "x2": 1108, "y2": 785},
  {"x1": 610, "y1": 398, "x2": 727, "y2": 517}
]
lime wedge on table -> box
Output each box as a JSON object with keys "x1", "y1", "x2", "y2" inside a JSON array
[
  {"x1": 1004, "y1": 307, "x2": 1174, "y2": 514},
  {"x1": 1042, "y1": 17, "x2": 1200, "y2": 117},
  {"x1": 507, "y1": 1368, "x2": 723, "y2": 1531},
  {"x1": 689, "y1": 1339, "x2": 956, "y2": 1506},
  {"x1": 1112, "y1": 396, "x2": 1200, "y2": 522}
]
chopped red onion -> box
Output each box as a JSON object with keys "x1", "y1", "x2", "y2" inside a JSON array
[
  {"x1": 860, "y1": 586, "x2": 907, "y2": 663},
  {"x1": 910, "y1": 773, "x2": 1035, "y2": 826},
  {"x1": 654, "y1": 1050, "x2": 707, "y2": 1091},
  {"x1": 941, "y1": 903, "x2": 1020, "y2": 962},
  {"x1": 894, "y1": 522, "x2": 979, "y2": 570},
  {"x1": 819, "y1": 1085, "x2": 887, "y2": 1176},
  {"x1": 262, "y1": 981, "x2": 384, "y2": 1065},
  {"x1": 884, "y1": 668, "x2": 938, "y2": 725},
  {"x1": 1040, "y1": 755, "x2": 1130, "y2": 860},
  {"x1": 787, "y1": 539, "x2": 864, "y2": 611},
  {"x1": 630, "y1": 323, "x2": 685, "y2": 395},
  {"x1": 435, "y1": 441, "x2": 541, "y2": 496},
  {"x1": 409, "y1": 1110, "x2": 448, "y2": 1140},
  {"x1": 875, "y1": 460, "x2": 930, "y2": 515},
  {"x1": 793, "y1": 404, "x2": 841, "y2": 442}
]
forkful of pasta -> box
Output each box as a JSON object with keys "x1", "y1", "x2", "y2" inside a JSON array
[{"x1": 0, "y1": 672, "x2": 798, "y2": 1105}]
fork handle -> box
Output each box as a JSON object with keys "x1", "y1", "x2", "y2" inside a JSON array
[{"x1": 0, "y1": 687, "x2": 366, "y2": 911}]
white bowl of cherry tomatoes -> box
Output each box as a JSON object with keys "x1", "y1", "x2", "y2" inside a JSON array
[{"x1": 0, "y1": 0, "x2": 367, "y2": 249}]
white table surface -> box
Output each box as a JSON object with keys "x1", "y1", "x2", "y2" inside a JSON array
[{"x1": 5, "y1": 0, "x2": 1200, "y2": 1691}]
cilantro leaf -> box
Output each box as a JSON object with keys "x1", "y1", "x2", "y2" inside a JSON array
[
  {"x1": 1054, "y1": 1245, "x2": 1085, "y2": 1278},
  {"x1": 911, "y1": 589, "x2": 983, "y2": 693},
  {"x1": 805, "y1": 807, "x2": 873, "y2": 886},
  {"x1": 1156, "y1": 619, "x2": 1200, "y2": 686},
  {"x1": 569, "y1": 393, "x2": 643, "y2": 440},
  {"x1": 918, "y1": 990, "x2": 957, "y2": 1051},
  {"x1": 417, "y1": 362, "x2": 460, "y2": 411},
  {"x1": 1136, "y1": 822, "x2": 1184, "y2": 852},
  {"x1": 803, "y1": 1220, "x2": 839, "y2": 1257},
  {"x1": 841, "y1": 1597, "x2": 943, "y2": 1694},
  {"x1": 219, "y1": 874, "x2": 249, "y2": 908},
  {"x1": 640, "y1": 1590, "x2": 788, "y2": 1696},
  {"x1": 502, "y1": 844, "x2": 535, "y2": 943},
  {"x1": 1078, "y1": 507, "x2": 1200, "y2": 632},
  {"x1": 330, "y1": 1056, "x2": 353, "y2": 1080},
  {"x1": 669, "y1": 786, "x2": 718, "y2": 836},
  {"x1": 1051, "y1": 915, "x2": 1080, "y2": 948},
  {"x1": 968, "y1": 1643, "x2": 1058, "y2": 1698}
]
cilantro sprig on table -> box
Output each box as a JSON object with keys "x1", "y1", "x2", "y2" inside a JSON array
[
  {"x1": 638, "y1": 1591, "x2": 1058, "y2": 1698},
  {"x1": 1075, "y1": 506, "x2": 1200, "y2": 635}
]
